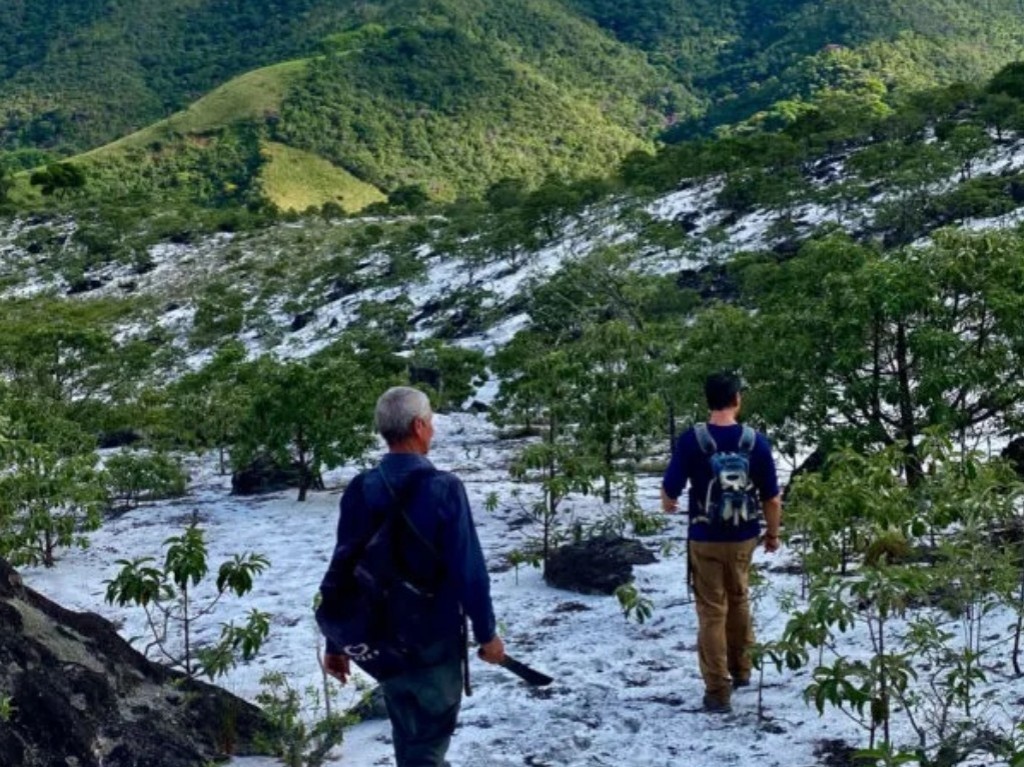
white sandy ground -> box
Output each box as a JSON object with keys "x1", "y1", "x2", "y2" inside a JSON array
[{"x1": 20, "y1": 411, "x2": 1024, "y2": 767}]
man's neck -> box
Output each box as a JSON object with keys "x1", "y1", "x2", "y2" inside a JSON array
[
  {"x1": 707, "y1": 409, "x2": 739, "y2": 427},
  {"x1": 388, "y1": 441, "x2": 427, "y2": 456}
]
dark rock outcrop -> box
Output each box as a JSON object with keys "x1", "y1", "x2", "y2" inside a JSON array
[
  {"x1": 1002, "y1": 437, "x2": 1024, "y2": 479},
  {"x1": 97, "y1": 429, "x2": 143, "y2": 450},
  {"x1": 675, "y1": 263, "x2": 740, "y2": 302},
  {"x1": 408, "y1": 365, "x2": 442, "y2": 392},
  {"x1": 0, "y1": 557, "x2": 270, "y2": 767},
  {"x1": 231, "y1": 454, "x2": 322, "y2": 496},
  {"x1": 290, "y1": 310, "x2": 315, "y2": 332},
  {"x1": 544, "y1": 535, "x2": 657, "y2": 595}
]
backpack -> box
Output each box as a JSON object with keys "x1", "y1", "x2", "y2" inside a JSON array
[
  {"x1": 315, "y1": 466, "x2": 444, "y2": 680},
  {"x1": 693, "y1": 423, "x2": 759, "y2": 527}
]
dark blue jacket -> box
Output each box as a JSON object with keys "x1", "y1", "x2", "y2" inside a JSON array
[
  {"x1": 662, "y1": 423, "x2": 780, "y2": 542},
  {"x1": 322, "y1": 452, "x2": 496, "y2": 657}
]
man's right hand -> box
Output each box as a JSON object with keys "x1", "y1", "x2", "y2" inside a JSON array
[
  {"x1": 323, "y1": 653, "x2": 351, "y2": 684},
  {"x1": 763, "y1": 533, "x2": 781, "y2": 554},
  {"x1": 478, "y1": 635, "x2": 506, "y2": 665}
]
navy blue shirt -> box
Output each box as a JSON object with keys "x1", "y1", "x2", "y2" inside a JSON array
[
  {"x1": 324, "y1": 452, "x2": 496, "y2": 655},
  {"x1": 662, "y1": 423, "x2": 780, "y2": 542}
]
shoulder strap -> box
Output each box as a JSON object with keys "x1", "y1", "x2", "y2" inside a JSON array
[
  {"x1": 377, "y1": 465, "x2": 442, "y2": 562},
  {"x1": 738, "y1": 425, "x2": 756, "y2": 454},
  {"x1": 694, "y1": 423, "x2": 717, "y2": 456}
]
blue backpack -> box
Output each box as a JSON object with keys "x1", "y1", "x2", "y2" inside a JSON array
[
  {"x1": 315, "y1": 467, "x2": 443, "y2": 680},
  {"x1": 693, "y1": 423, "x2": 759, "y2": 527}
]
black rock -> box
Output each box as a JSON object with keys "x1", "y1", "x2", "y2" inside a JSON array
[
  {"x1": 231, "y1": 454, "x2": 322, "y2": 496},
  {"x1": 66, "y1": 277, "x2": 105, "y2": 295},
  {"x1": 783, "y1": 447, "x2": 826, "y2": 501},
  {"x1": 97, "y1": 429, "x2": 143, "y2": 450},
  {"x1": 544, "y1": 535, "x2": 657, "y2": 595},
  {"x1": 349, "y1": 686, "x2": 388, "y2": 721},
  {"x1": 409, "y1": 365, "x2": 442, "y2": 392},
  {"x1": 0, "y1": 557, "x2": 269, "y2": 767},
  {"x1": 290, "y1": 310, "x2": 315, "y2": 332},
  {"x1": 1002, "y1": 436, "x2": 1024, "y2": 479}
]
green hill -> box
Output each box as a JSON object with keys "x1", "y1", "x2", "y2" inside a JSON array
[
  {"x1": 7, "y1": 0, "x2": 1024, "y2": 206},
  {"x1": 273, "y1": 21, "x2": 657, "y2": 197},
  {"x1": 568, "y1": 0, "x2": 1024, "y2": 135}
]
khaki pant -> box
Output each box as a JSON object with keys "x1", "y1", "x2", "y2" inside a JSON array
[{"x1": 690, "y1": 538, "x2": 758, "y2": 703}]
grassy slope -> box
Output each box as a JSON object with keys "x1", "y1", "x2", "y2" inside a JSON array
[
  {"x1": 259, "y1": 141, "x2": 385, "y2": 213},
  {"x1": 81, "y1": 61, "x2": 308, "y2": 162},
  {"x1": 0, "y1": 0, "x2": 354, "y2": 153},
  {"x1": 53, "y1": 2, "x2": 667, "y2": 202}
]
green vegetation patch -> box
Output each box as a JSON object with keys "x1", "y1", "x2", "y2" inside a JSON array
[
  {"x1": 259, "y1": 141, "x2": 385, "y2": 213},
  {"x1": 83, "y1": 61, "x2": 307, "y2": 162},
  {"x1": 276, "y1": 24, "x2": 649, "y2": 197}
]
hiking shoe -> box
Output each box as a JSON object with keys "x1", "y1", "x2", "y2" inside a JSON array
[
  {"x1": 702, "y1": 694, "x2": 732, "y2": 714},
  {"x1": 732, "y1": 677, "x2": 751, "y2": 689}
]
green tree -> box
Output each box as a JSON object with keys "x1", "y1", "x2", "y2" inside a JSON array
[
  {"x1": 738, "y1": 231, "x2": 1024, "y2": 480},
  {"x1": 170, "y1": 341, "x2": 254, "y2": 473},
  {"x1": 573, "y1": 320, "x2": 663, "y2": 503},
  {"x1": 29, "y1": 162, "x2": 86, "y2": 199},
  {"x1": 495, "y1": 334, "x2": 596, "y2": 571},
  {"x1": 103, "y1": 450, "x2": 188, "y2": 511},
  {"x1": 0, "y1": 397, "x2": 106, "y2": 568},
  {"x1": 0, "y1": 164, "x2": 12, "y2": 204},
  {"x1": 232, "y1": 346, "x2": 384, "y2": 501},
  {"x1": 407, "y1": 341, "x2": 487, "y2": 413}
]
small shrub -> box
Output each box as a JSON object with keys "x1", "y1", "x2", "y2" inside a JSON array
[{"x1": 104, "y1": 450, "x2": 188, "y2": 511}]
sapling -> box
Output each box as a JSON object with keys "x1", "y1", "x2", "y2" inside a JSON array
[{"x1": 105, "y1": 514, "x2": 270, "y2": 679}]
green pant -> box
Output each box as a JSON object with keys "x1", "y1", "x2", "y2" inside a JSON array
[
  {"x1": 381, "y1": 651, "x2": 463, "y2": 767},
  {"x1": 690, "y1": 538, "x2": 758, "y2": 704}
]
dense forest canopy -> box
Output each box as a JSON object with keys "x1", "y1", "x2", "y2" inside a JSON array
[{"x1": 4, "y1": 0, "x2": 1024, "y2": 158}]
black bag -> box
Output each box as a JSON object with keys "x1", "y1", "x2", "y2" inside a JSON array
[{"x1": 315, "y1": 466, "x2": 444, "y2": 680}]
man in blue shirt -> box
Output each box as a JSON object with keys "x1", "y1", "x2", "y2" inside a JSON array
[
  {"x1": 321, "y1": 386, "x2": 505, "y2": 766},
  {"x1": 661, "y1": 372, "x2": 781, "y2": 713}
]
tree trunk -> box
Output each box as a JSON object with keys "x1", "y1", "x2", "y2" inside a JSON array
[
  {"x1": 296, "y1": 426, "x2": 309, "y2": 502},
  {"x1": 894, "y1": 321, "x2": 923, "y2": 486},
  {"x1": 603, "y1": 441, "x2": 612, "y2": 504}
]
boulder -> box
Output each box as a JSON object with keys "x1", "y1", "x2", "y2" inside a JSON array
[
  {"x1": 1002, "y1": 437, "x2": 1024, "y2": 479},
  {"x1": 231, "y1": 454, "x2": 323, "y2": 496},
  {"x1": 408, "y1": 365, "x2": 442, "y2": 392},
  {"x1": 97, "y1": 429, "x2": 143, "y2": 450},
  {"x1": 0, "y1": 557, "x2": 269, "y2": 767},
  {"x1": 544, "y1": 535, "x2": 657, "y2": 595},
  {"x1": 349, "y1": 686, "x2": 388, "y2": 721},
  {"x1": 675, "y1": 263, "x2": 739, "y2": 302},
  {"x1": 290, "y1": 310, "x2": 315, "y2": 332}
]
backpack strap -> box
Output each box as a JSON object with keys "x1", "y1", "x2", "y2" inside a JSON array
[
  {"x1": 694, "y1": 423, "x2": 717, "y2": 456},
  {"x1": 377, "y1": 465, "x2": 442, "y2": 564},
  {"x1": 738, "y1": 425, "x2": 756, "y2": 455}
]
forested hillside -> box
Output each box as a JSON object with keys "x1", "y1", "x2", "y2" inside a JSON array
[{"x1": 5, "y1": 0, "x2": 1024, "y2": 172}]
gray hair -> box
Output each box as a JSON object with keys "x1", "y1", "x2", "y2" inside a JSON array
[{"x1": 375, "y1": 386, "x2": 432, "y2": 445}]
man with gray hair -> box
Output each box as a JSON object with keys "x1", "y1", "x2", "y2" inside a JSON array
[{"x1": 320, "y1": 386, "x2": 504, "y2": 767}]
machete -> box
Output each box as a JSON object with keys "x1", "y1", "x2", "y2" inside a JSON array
[{"x1": 482, "y1": 651, "x2": 553, "y2": 686}]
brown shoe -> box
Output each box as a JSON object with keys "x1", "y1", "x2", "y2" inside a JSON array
[
  {"x1": 732, "y1": 676, "x2": 751, "y2": 689},
  {"x1": 702, "y1": 693, "x2": 732, "y2": 714}
]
